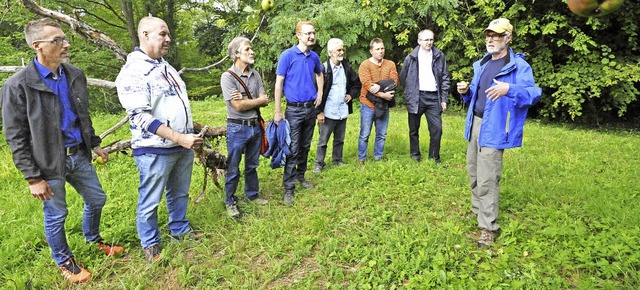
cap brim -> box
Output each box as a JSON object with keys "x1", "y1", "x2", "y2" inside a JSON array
[{"x1": 484, "y1": 27, "x2": 506, "y2": 34}]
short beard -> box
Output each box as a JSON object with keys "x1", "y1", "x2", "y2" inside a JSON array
[{"x1": 486, "y1": 41, "x2": 507, "y2": 55}]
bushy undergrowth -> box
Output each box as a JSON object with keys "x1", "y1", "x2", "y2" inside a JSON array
[{"x1": 0, "y1": 99, "x2": 638, "y2": 289}]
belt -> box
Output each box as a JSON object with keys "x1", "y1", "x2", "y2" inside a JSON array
[
  {"x1": 287, "y1": 100, "x2": 315, "y2": 108},
  {"x1": 419, "y1": 90, "x2": 438, "y2": 94},
  {"x1": 227, "y1": 118, "x2": 259, "y2": 126},
  {"x1": 65, "y1": 143, "x2": 83, "y2": 155}
]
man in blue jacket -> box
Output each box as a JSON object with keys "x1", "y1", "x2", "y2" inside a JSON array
[
  {"x1": 457, "y1": 18, "x2": 541, "y2": 248},
  {"x1": 399, "y1": 29, "x2": 450, "y2": 163}
]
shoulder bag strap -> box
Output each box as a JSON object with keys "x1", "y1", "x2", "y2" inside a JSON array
[{"x1": 226, "y1": 70, "x2": 262, "y2": 118}]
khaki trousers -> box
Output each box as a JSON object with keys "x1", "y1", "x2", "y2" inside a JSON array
[{"x1": 466, "y1": 116, "x2": 503, "y2": 231}]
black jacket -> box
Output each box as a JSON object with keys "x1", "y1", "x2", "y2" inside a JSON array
[
  {"x1": 318, "y1": 59, "x2": 361, "y2": 115},
  {"x1": 2, "y1": 60, "x2": 101, "y2": 180},
  {"x1": 399, "y1": 46, "x2": 451, "y2": 114}
]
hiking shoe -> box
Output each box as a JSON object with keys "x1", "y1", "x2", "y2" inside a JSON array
[
  {"x1": 97, "y1": 242, "x2": 125, "y2": 256},
  {"x1": 478, "y1": 230, "x2": 496, "y2": 248},
  {"x1": 226, "y1": 204, "x2": 241, "y2": 219},
  {"x1": 284, "y1": 191, "x2": 294, "y2": 206},
  {"x1": 250, "y1": 197, "x2": 269, "y2": 205},
  {"x1": 313, "y1": 164, "x2": 322, "y2": 174},
  {"x1": 59, "y1": 258, "x2": 92, "y2": 283},
  {"x1": 298, "y1": 179, "x2": 315, "y2": 189},
  {"x1": 143, "y1": 245, "x2": 161, "y2": 262},
  {"x1": 357, "y1": 159, "x2": 365, "y2": 165}
]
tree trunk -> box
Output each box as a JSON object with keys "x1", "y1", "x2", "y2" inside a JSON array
[{"x1": 120, "y1": 0, "x2": 138, "y2": 48}]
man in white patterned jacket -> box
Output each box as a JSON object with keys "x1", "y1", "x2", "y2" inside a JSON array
[{"x1": 116, "y1": 16, "x2": 203, "y2": 262}]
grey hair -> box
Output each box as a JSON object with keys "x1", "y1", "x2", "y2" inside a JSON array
[
  {"x1": 417, "y1": 29, "x2": 434, "y2": 40},
  {"x1": 228, "y1": 36, "x2": 251, "y2": 61},
  {"x1": 24, "y1": 18, "x2": 61, "y2": 46},
  {"x1": 326, "y1": 38, "x2": 344, "y2": 57}
]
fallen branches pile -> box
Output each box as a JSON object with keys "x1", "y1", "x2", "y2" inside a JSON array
[{"x1": 98, "y1": 119, "x2": 228, "y2": 204}]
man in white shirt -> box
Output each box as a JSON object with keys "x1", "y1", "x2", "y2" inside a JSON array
[{"x1": 399, "y1": 29, "x2": 451, "y2": 163}]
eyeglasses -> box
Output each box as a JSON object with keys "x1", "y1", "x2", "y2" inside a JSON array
[
  {"x1": 419, "y1": 38, "x2": 434, "y2": 42},
  {"x1": 33, "y1": 37, "x2": 69, "y2": 45},
  {"x1": 485, "y1": 34, "x2": 506, "y2": 41}
]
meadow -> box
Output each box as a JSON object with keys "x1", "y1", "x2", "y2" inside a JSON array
[{"x1": 1, "y1": 98, "x2": 639, "y2": 289}]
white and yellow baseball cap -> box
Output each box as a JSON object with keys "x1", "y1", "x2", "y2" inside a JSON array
[{"x1": 484, "y1": 18, "x2": 513, "y2": 34}]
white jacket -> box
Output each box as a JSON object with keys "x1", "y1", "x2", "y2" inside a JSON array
[{"x1": 116, "y1": 50, "x2": 194, "y2": 150}]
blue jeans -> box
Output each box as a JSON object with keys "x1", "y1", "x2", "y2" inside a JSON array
[
  {"x1": 225, "y1": 122, "x2": 261, "y2": 205},
  {"x1": 134, "y1": 150, "x2": 194, "y2": 248},
  {"x1": 45, "y1": 152, "x2": 107, "y2": 265},
  {"x1": 358, "y1": 104, "x2": 389, "y2": 160},
  {"x1": 283, "y1": 105, "x2": 317, "y2": 191}
]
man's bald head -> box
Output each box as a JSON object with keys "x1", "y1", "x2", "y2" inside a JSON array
[
  {"x1": 138, "y1": 17, "x2": 166, "y2": 39},
  {"x1": 137, "y1": 16, "x2": 171, "y2": 59}
]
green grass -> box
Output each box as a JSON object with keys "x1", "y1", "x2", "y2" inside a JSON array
[{"x1": 1, "y1": 98, "x2": 639, "y2": 289}]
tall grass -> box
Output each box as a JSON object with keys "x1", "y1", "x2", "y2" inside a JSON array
[{"x1": 0, "y1": 98, "x2": 638, "y2": 289}]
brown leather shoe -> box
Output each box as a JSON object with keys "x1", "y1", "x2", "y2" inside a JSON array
[
  {"x1": 59, "y1": 258, "x2": 92, "y2": 283},
  {"x1": 97, "y1": 242, "x2": 125, "y2": 256}
]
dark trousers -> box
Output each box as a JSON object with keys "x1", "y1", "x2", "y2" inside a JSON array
[
  {"x1": 408, "y1": 91, "x2": 442, "y2": 161},
  {"x1": 315, "y1": 117, "x2": 347, "y2": 167},
  {"x1": 283, "y1": 105, "x2": 317, "y2": 192}
]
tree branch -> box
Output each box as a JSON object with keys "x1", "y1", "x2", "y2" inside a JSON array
[
  {"x1": 20, "y1": 0, "x2": 128, "y2": 60},
  {"x1": 177, "y1": 14, "x2": 267, "y2": 74},
  {"x1": 1, "y1": 66, "x2": 117, "y2": 89}
]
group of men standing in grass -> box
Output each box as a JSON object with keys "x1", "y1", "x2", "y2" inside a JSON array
[
  {"x1": 225, "y1": 19, "x2": 540, "y2": 252},
  {"x1": 1, "y1": 15, "x2": 540, "y2": 283}
]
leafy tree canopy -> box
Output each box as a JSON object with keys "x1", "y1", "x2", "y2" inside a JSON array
[{"x1": 1, "y1": 0, "x2": 638, "y2": 124}]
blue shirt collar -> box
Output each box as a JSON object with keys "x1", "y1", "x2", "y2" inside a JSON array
[{"x1": 33, "y1": 58, "x2": 63, "y2": 80}]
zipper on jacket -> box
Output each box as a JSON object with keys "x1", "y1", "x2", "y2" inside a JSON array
[{"x1": 505, "y1": 110, "x2": 511, "y2": 142}]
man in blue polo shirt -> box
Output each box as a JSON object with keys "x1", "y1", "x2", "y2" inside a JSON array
[{"x1": 273, "y1": 20, "x2": 324, "y2": 206}]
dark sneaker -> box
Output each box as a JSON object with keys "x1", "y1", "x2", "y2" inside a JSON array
[
  {"x1": 143, "y1": 244, "x2": 161, "y2": 262},
  {"x1": 97, "y1": 242, "x2": 125, "y2": 256},
  {"x1": 250, "y1": 197, "x2": 268, "y2": 205},
  {"x1": 333, "y1": 161, "x2": 346, "y2": 166},
  {"x1": 298, "y1": 179, "x2": 315, "y2": 189},
  {"x1": 226, "y1": 204, "x2": 241, "y2": 219},
  {"x1": 59, "y1": 258, "x2": 92, "y2": 283},
  {"x1": 313, "y1": 164, "x2": 322, "y2": 174},
  {"x1": 411, "y1": 155, "x2": 422, "y2": 162},
  {"x1": 284, "y1": 191, "x2": 294, "y2": 206},
  {"x1": 478, "y1": 230, "x2": 495, "y2": 248}
]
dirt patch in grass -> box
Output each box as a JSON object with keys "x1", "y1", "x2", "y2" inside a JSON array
[{"x1": 267, "y1": 253, "x2": 323, "y2": 289}]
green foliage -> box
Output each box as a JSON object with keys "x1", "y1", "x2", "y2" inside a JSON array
[{"x1": 1, "y1": 0, "x2": 639, "y2": 121}]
